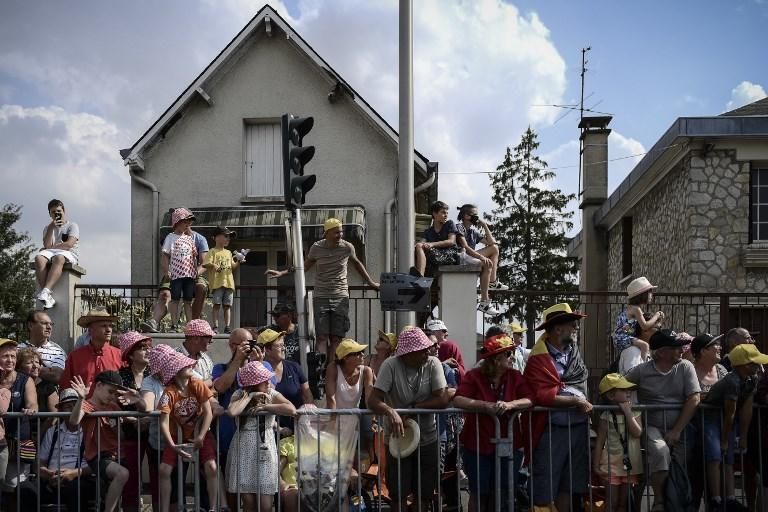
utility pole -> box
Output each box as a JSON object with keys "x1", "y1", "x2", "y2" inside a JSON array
[
  {"x1": 577, "y1": 46, "x2": 591, "y2": 198},
  {"x1": 396, "y1": 0, "x2": 415, "y2": 330}
]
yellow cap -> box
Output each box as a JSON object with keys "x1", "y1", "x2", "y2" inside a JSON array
[
  {"x1": 323, "y1": 218, "x2": 342, "y2": 232},
  {"x1": 510, "y1": 322, "x2": 527, "y2": 334},
  {"x1": 0, "y1": 338, "x2": 17, "y2": 349},
  {"x1": 599, "y1": 373, "x2": 636, "y2": 394},
  {"x1": 335, "y1": 338, "x2": 367, "y2": 360},
  {"x1": 256, "y1": 328, "x2": 286, "y2": 345},
  {"x1": 729, "y1": 344, "x2": 768, "y2": 367},
  {"x1": 377, "y1": 329, "x2": 397, "y2": 351}
]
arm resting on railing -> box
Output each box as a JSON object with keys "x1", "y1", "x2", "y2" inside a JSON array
[{"x1": 666, "y1": 392, "x2": 700, "y2": 445}]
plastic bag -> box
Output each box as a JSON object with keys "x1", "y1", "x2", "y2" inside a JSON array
[{"x1": 297, "y1": 413, "x2": 358, "y2": 512}]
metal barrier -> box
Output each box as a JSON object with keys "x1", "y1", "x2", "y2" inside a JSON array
[{"x1": 2, "y1": 405, "x2": 767, "y2": 511}]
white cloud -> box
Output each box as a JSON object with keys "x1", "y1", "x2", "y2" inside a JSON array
[
  {"x1": 725, "y1": 80, "x2": 767, "y2": 111},
  {"x1": 0, "y1": 105, "x2": 130, "y2": 284}
]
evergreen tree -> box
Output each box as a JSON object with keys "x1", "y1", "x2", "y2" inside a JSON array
[
  {"x1": 487, "y1": 127, "x2": 578, "y2": 346},
  {"x1": 0, "y1": 204, "x2": 36, "y2": 339}
]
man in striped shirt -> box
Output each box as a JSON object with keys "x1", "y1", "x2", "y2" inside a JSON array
[{"x1": 18, "y1": 310, "x2": 66, "y2": 384}]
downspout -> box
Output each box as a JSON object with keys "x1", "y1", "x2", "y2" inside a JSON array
[
  {"x1": 129, "y1": 169, "x2": 159, "y2": 285},
  {"x1": 383, "y1": 163, "x2": 437, "y2": 330}
]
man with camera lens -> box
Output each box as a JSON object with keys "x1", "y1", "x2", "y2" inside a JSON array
[{"x1": 34, "y1": 199, "x2": 80, "y2": 309}]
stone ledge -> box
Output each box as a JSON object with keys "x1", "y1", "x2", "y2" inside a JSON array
[
  {"x1": 743, "y1": 245, "x2": 768, "y2": 268},
  {"x1": 437, "y1": 264, "x2": 481, "y2": 274},
  {"x1": 28, "y1": 261, "x2": 87, "y2": 277}
]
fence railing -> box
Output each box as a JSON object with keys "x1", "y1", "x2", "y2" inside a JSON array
[{"x1": 1, "y1": 404, "x2": 766, "y2": 511}]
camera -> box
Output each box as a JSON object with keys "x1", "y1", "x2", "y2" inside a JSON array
[
  {"x1": 61, "y1": 234, "x2": 69, "y2": 242},
  {"x1": 55, "y1": 212, "x2": 63, "y2": 221},
  {"x1": 248, "y1": 339, "x2": 258, "y2": 352},
  {"x1": 470, "y1": 214, "x2": 480, "y2": 224},
  {"x1": 622, "y1": 455, "x2": 632, "y2": 472}
]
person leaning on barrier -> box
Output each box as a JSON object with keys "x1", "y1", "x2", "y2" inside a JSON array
[
  {"x1": 453, "y1": 333, "x2": 533, "y2": 512},
  {"x1": 721, "y1": 327, "x2": 755, "y2": 371},
  {"x1": 523, "y1": 303, "x2": 592, "y2": 512},
  {"x1": 18, "y1": 388, "x2": 98, "y2": 510},
  {"x1": 368, "y1": 327, "x2": 449, "y2": 512},
  {"x1": 624, "y1": 329, "x2": 701, "y2": 512}
]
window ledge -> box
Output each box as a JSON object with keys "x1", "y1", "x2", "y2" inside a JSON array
[
  {"x1": 743, "y1": 244, "x2": 768, "y2": 267},
  {"x1": 240, "y1": 196, "x2": 284, "y2": 204}
]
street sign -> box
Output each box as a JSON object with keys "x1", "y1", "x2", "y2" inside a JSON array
[{"x1": 380, "y1": 272, "x2": 433, "y2": 312}]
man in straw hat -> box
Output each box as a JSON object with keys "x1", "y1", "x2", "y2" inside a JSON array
[
  {"x1": 266, "y1": 217, "x2": 380, "y2": 358},
  {"x1": 60, "y1": 308, "x2": 122, "y2": 390},
  {"x1": 368, "y1": 327, "x2": 449, "y2": 512},
  {"x1": 624, "y1": 329, "x2": 701, "y2": 511},
  {"x1": 523, "y1": 303, "x2": 592, "y2": 511}
]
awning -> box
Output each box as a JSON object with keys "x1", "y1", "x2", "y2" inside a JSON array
[{"x1": 160, "y1": 205, "x2": 366, "y2": 247}]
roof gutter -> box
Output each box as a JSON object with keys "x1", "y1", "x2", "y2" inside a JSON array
[{"x1": 129, "y1": 169, "x2": 159, "y2": 284}]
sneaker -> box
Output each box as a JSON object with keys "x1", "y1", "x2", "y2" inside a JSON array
[
  {"x1": 42, "y1": 294, "x2": 56, "y2": 309},
  {"x1": 408, "y1": 266, "x2": 422, "y2": 278},
  {"x1": 37, "y1": 288, "x2": 50, "y2": 303},
  {"x1": 223, "y1": 327, "x2": 232, "y2": 334},
  {"x1": 168, "y1": 324, "x2": 180, "y2": 333},
  {"x1": 477, "y1": 301, "x2": 501, "y2": 316},
  {"x1": 488, "y1": 280, "x2": 509, "y2": 291},
  {"x1": 140, "y1": 318, "x2": 160, "y2": 333}
]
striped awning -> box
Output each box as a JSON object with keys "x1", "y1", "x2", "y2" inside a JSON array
[{"x1": 159, "y1": 206, "x2": 366, "y2": 246}]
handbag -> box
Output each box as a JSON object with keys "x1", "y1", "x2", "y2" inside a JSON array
[
  {"x1": 19, "y1": 439, "x2": 37, "y2": 462},
  {"x1": 427, "y1": 246, "x2": 460, "y2": 266}
]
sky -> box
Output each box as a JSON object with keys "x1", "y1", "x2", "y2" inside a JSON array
[{"x1": 1, "y1": 0, "x2": 767, "y2": 284}]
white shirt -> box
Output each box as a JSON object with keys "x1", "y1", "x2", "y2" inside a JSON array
[
  {"x1": 176, "y1": 345, "x2": 213, "y2": 381},
  {"x1": 18, "y1": 339, "x2": 67, "y2": 369}
]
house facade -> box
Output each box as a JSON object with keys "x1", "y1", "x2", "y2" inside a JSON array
[
  {"x1": 572, "y1": 98, "x2": 768, "y2": 342},
  {"x1": 121, "y1": 5, "x2": 436, "y2": 333}
]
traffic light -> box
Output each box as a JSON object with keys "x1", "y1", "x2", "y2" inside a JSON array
[{"x1": 282, "y1": 113, "x2": 316, "y2": 209}]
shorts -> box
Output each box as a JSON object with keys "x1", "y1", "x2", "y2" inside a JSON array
[
  {"x1": 87, "y1": 452, "x2": 121, "y2": 483},
  {"x1": 37, "y1": 249, "x2": 78, "y2": 265},
  {"x1": 386, "y1": 440, "x2": 439, "y2": 500},
  {"x1": 161, "y1": 432, "x2": 217, "y2": 467},
  {"x1": 531, "y1": 422, "x2": 589, "y2": 505},
  {"x1": 703, "y1": 415, "x2": 737, "y2": 464},
  {"x1": 459, "y1": 251, "x2": 482, "y2": 266},
  {"x1": 462, "y1": 447, "x2": 520, "y2": 496},
  {"x1": 170, "y1": 277, "x2": 195, "y2": 301},
  {"x1": 603, "y1": 474, "x2": 640, "y2": 486},
  {"x1": 159, "y1": 275, "x2": 171, "y2": 291},
  {"x1": 643, "y1": 424, "x2": 689, "y2": 474},
  {"x1": 212, "y1": 287, "x2": 234, "y2": 306},
  {"x1": 313, "y1": 296, "x2": 350, "y2": 338}
]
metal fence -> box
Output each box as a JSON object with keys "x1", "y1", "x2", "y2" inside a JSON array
[{"x1": 1, "y1": 404, "x2": 767, "y2": 512}]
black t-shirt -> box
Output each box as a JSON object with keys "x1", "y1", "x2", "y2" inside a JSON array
[{"x1": 270, "y1": 324, "x2": 301, "y2": 363}]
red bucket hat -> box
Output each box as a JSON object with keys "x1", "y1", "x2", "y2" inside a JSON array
[
  {"x1": 184, "y1": 319, "x2": 215, "y2": 338},
  {"x1": 171, "y1": 207, "x2": 195, "y2": 228},
  {"x1": 394, "y1": 327, "x2": 433, "y2": 357},
  {"x1": 157, "y1": 351, "x2": 197, "y2": 385},
  {"x1": 148, "y1": 344, "x2": 176, "y2": 375},
  {"x1": 237, "y1": 361, "x2": 275, "y2": 387},
  {"x1": 118, "y1": 331, "x2": 152, "y2": 360}
]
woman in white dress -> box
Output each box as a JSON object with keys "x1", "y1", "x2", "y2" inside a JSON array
[{"x1": 227, "y1": 361, "x2": 296, "y2": 511}]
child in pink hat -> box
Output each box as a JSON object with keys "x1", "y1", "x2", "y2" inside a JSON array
[
  {"x1": 226, "y1": 361, "x2": 296, "y2": 510},
  {"x1": 162, "y1": 207, "x2": 199, "y2": 332},
  {"x1": 157, "y1": 352, "x2": 219, "y2": 512}
]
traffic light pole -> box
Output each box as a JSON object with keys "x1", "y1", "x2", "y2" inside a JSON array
[
  {"x1": 396, "y1": 0, "x2": 415, "y2": 330},
  {"x1": 290, "y1": 208, "x2": 309, "y2": 377}
]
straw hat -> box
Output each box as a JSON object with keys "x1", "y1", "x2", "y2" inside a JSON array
[
  {"x1": 535, "y1": 303, "x2": 587, "y2": 331},
  {"x1": 510, "y1": 322, "x2": 527, "y2": 334},
  {"x1": 77, "y1": 308, "x2": 118, "y2": 328},
  {"x1": 626, "y1": 276, "x2": 657, "y2": 299},
  {"x1": 389, "y1": 418, "x2": 421, "y2": 458}
]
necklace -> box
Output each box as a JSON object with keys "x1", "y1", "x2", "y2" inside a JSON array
[{"x1": 405, "y1": 365, "x2": 424, "y2": 393}]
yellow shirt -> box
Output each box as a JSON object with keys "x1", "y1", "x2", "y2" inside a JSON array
[
  {"x1": 204, "y1": 247, "x2": 235, "y2": 290},
  {"x1": 279, "y1": 436, "x2": 297, "y2": 485}
]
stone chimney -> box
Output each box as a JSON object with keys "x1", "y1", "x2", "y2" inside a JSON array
[{"x1": 578, "y1": 116, "x2": 612, "y2": 292}]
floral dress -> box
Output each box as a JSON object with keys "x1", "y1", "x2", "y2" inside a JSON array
[
  {"x1": 613, "y1": 308, "x2": 638, "y2": 353},
  {"x1": 226, "y1": 388, "x2": 279, "y2": 494}
]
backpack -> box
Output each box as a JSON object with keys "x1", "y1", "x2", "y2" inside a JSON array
[{"x1": 664, "y1": 455, "x2": 694, "y2": 511}]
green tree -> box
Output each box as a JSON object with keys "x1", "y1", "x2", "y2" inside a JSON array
[
  {"x1": 487, "y1": 127, "x2": 578, "y2": 345},
  {"x1": 0, "y1": 204, "x2": 36, "y2": 339}
]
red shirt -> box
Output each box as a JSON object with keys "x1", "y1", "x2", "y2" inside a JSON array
[
  {"x1": 59, "y1": 342, "x2": 123, "y2": 389},
  {"x1": 81, "y1": 399, "x2": 121, "y2": 461},
  {"x1": 456, "y1": 367, "x2": 532, "y2": 454},
  {"x1": 438, "y1": 339, "x2": 466, "y2": 377}
]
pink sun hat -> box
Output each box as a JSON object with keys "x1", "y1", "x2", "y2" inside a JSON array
[
  {"x1": 184, "y1": 319, "x2": 215, "y2": 338},
  {"x1": 148, "y1": 344, "x2": 176, "y2": 375},
  {"x1": 237, "y1": 361, "x2": 275, "y2": 387},
  {"x1": 118, "y1": 331, "x2": 152, "y2": 360},
  {"x1": 171, "y1": 207, "x2": 195, "y2": 228},
  {"x1": 157, "y1": 351, "x2": 197, "y2": 385},
  {"x1": 394, "y1": 327, "x2": 433, "y2": 357}
]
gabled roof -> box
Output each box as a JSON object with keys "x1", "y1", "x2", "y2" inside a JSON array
[
  {"x1": 721, "y1": 96, "x2": 768, "y2": 117},
  {"x1": 121, "y1": 4, "x2": 430, "y2": 173}
]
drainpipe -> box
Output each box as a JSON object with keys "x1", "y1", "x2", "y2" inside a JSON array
[
  {"x1": 129, "y1": 169, "x2": 159, "y2": 285},
  {"x1": 383, "y1": 163, "x2": 437, "y2": 331}
]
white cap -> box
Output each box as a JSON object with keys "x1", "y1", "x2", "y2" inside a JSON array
[{"x1": 425, "y1": 319, "x2": 447, "y2": 332}]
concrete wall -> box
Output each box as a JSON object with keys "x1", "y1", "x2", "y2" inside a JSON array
[{"x1": 131, "y1": 29, "x2": 401, "y2": 288}]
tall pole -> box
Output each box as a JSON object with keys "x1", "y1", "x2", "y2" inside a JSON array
[
  {"x1": 396, "y1": 0, "x2": 415, "y2": 330},
  {"x1": 291, "y1": 209, "x2": 309, "y2": 376},
  {"x1": 577, "y1": 46, "x2": 590, "y2": 197}
]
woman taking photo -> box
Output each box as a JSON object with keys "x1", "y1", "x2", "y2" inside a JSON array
[
  {"x1": 258, "y1": 328, "x2": 314, "y2": 433},
  {"x1": 453, "y1": 334, "x2": 532, "y2": 512}
]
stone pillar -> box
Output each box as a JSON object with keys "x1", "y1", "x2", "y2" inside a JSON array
[
  {"x1": 578, "y1": 116, "x2": 611, "y2": 370},
  {"x1": 40, "y1": 264, "x2": 86, "y2": 352},
  {"x1": 438, "y1": 265, "x2": 481, "y2": 367}
]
